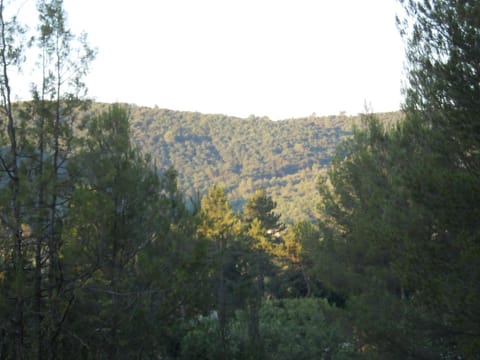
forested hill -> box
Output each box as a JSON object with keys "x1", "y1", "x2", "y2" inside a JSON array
[{"x1": 90, "y1": 103, "x2": 403, "y2": 221}]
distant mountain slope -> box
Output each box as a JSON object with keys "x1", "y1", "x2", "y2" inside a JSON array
[{"x1": 92, "y1": 103, "x2": 403, "y2": 222}]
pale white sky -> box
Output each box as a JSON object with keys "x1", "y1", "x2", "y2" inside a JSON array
[{"x1": 21, "y1": 0, "x2": 406, "y2": 120}]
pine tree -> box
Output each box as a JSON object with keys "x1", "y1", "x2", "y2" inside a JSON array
[
  {"x1": 0, "y1": 1, "x2": 94, "y2": 357},
  {"x1": 198, "y1": 185, "x2": 241, "y2": 360},
  {"x1": 243, "y1": 188, "x2": 281, "y2": 232},
  {"x1": 316, "y1": 1, "x2": 480, "y2": 357},
  {"x1": 397, "y1": 0, "x2": 480, "y2": 356},
  {"x1": 0, "y1": 2, "x2": 26, "y2": 356},
  {"x1": 63, "y1": 105, "x2": 163, "y2": 357}
]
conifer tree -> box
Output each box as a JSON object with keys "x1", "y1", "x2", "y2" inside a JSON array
[
  {"x1": 198, "y1": 185, "x2": 242, "y2": 360},
  {"x1": 0, "y1": 1, "x2": 94, "y2": 357},
  {"x1": 0, "y1": 1, "x2": 26, "y2": 356},
  {"x1": 316, "y1": 1, "x2": 480, "y2": 357}
]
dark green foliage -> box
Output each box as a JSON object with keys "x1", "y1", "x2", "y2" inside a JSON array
[
  {"x1": 180, "y1": 298, "x2": 361, "y2": 360},
  {"x1": 399, "y1": 1, "x2": 480, "y2": 356},
  {"x1": 275, "y1": 220, "x2": 326, "y2": 299},
  {"x1": 315, "y1": 1, "x2": 480, "y2": 357},
  {"x1": 197, "y1": 185, "x2": 243, "y2": 359},
  {"x1": 318, "y1": 113, "x2": 480, "y2": 358},
  {"x1": 0, "y1": 1, "x2": 95, "y2": 357},
  {"x1": 63, "y1": 105, "x2": 159, "y2": 357},
  {"x1": 399, "y1": 0, "x2": 480, "y2": 165},
  {"x1": 243, "y1": 188, "x2": 281, "y2": 231},
  {"x1": 60, "y1": 105, "x2": 209, "y2": 358},
  {"x1": 3, "y1": 0, "x2": 479, "y2": 358}
]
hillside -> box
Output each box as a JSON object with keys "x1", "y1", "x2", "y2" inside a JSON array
[{"x1": 91, "y1": 103, "x2": 403, "y2": 222}]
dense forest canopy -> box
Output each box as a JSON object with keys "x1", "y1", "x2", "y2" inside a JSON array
[
  {"x1": 89, "y1": 103, "x2": 402, "y2": 222},
  {"x1": 0, "y1": 0, "x2": 478, "y2": 359}
]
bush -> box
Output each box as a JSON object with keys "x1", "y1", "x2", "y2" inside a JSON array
[{"x1": 180, "y1": 298, "x2": 362, "y2": 360}]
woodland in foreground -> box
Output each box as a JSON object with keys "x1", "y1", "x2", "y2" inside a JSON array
[{"x1": 0, "y1": 0, "x2": 479, "y2": 359}]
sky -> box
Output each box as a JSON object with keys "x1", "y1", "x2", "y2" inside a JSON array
[{"x1": 19, "y1": 0, "x2": 406, "y2": 120}]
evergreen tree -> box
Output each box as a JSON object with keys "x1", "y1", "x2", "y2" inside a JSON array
[
  {"x1": 280, "y1": 221, "x2": 320, "y2": 298},
  {"x1": 0, "y1": 2, "x2": 26, "y2": 356},
  {"x1": 399, "y1": 0, "x2": 480, "y2": 171},
  {"x1": 397, "y1": 0, "x2": 480, "y2": 356},
  {"x1": 243, "y1": 188, "x2": 283, "y2": 298},
  {"x1": 243, "y1": 188, "x2": 281, "y2": 232},
  {"x1": 63, "y1": 105, "x2": 164, "y2": 357},
  {"x1": 0, "y1": 1, "x2": 94, "y2": 357},
  {"x1": 198, "y1": 185, "x2": 242, "y2": 360},
  {"x1": 316, "y1": 1, "x2": 480, "y2": 357},
  {"x1": 31, "y1": 1, "x2": 94, "y2": 356},
  {"x1": 240, "y1": 189, "x2": 284, "y2": 358}
]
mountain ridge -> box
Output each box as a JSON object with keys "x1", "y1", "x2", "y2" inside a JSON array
[{"x1": 89, "y1": 103, "x2": 403, "y2": 222}]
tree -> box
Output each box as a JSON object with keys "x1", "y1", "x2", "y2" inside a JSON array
[
  {"x1": 397, "y1": 1, "x2": 480, "y2": 356},
  {"x1": 132, "y1": 167, "x2": 212, "y2": 358},
  {"x1": 29, "y1": 1, "x2": 94, "y2": 356},
  {"x1": 316, "y1": 1, "x2": 480, "y2": 357},
  {"x1": 180, "y1": 298, "x2": 360, "y2": 360},
  {"x1": 243, "y1": 188, "x2": 281, "y2": 232},
  {"x1": 63, "y1": 105, "x2": 165, "y2": 357},
  {"x1": 243, "y1": 188, "x2": 283, "y2": 296},
  {"x1": 239, "y1": 189, "x2": 284, "y2": 358},
  {"x1": 279, "y1": 220, "x2": 321, "y2": 298},
  {"x1": 0, "y1": 1, "x2": 26, "y2": 356},
  {"x1": 398, "y1": 0, "x2": 480, "y2": 172},
  {"x1": 198, "y1": 185, "x2": 242, "y2": 359},
  {"x1": 317, "y1": 116, "x2": 418, "y2": 357},
  {"x1": 0, "y1": 1, "x2": 94, "y2": 357}
]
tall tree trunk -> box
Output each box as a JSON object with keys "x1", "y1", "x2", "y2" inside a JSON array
[
  {"x1": 218, "y1": 236, "x2": 228, "y2": 360},
  {"x1": 0, "y1": 2, "x2": 24, "y2": 357}
]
